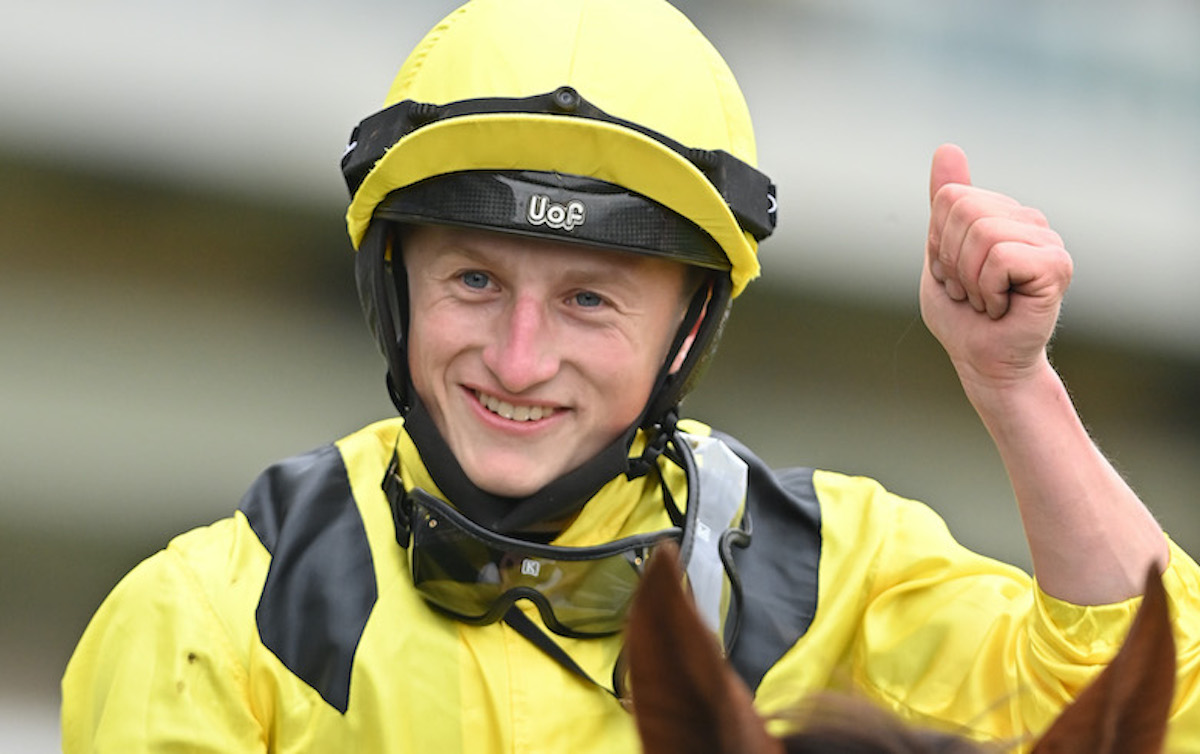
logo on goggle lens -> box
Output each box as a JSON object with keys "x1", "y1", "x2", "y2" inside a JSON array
[
  {"x1": 527, "y1": 195, "x2": 585, "y2": 231},
  {"x1": 520, "y1": 558, "x2": 542, "y2": 578}
]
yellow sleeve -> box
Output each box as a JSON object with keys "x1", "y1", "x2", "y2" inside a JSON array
[
  {"x1": 61, "y1": 519, "x2": 266, "y2": 753},
  {"x1": 787, "y1": 471, "x2": 1200, "y2": 750},
  {"x1": 838, "y1": 476, "x2": 1040, "y2": 740},
  {"x1": 1031, "y1": 539, "x2": 1200, "y2": 751}
]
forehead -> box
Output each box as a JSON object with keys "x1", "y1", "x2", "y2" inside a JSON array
[{"x1": 401, "y1": 223, "x2": 692, "y2": 287}]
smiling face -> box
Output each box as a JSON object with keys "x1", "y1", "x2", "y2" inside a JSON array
[{"x1": 403, "y1": 224, "x2": 691, "y2": 498}]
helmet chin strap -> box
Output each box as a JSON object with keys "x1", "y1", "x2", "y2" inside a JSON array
[{"x1": 627, "y1": 277, "x2": 718, "y2": 477}]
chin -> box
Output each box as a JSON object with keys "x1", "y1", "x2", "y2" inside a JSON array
[
  {"x1": 464, "y1": 464, "x2": 550, "y2": 499},
  {"x1": 477, "y1": 479, "x2": 545, "y2": 499}
]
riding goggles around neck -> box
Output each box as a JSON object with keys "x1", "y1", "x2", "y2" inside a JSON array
[{"x1": 384, "y1": 457, "x2": 683, "y2": 638}]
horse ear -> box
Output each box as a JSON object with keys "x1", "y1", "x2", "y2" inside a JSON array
[
  {"x1": 1032, "y1": 566, "x2": 1175, "y2": 754},
  {"x1": 627, "y1": 541, "x2": 784, "y2": 754}
]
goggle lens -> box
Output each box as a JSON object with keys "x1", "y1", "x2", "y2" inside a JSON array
[{"x1": 407, "y1": 490, "x2": 680, "y2": 637}]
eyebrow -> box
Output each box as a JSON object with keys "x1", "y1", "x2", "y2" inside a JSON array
[
  {"x1": 558, "y1": 256, "x2": 646, "y2": 290},
  {"x1": 436, "y1": 234, "x2": 655, "y2": 291}
]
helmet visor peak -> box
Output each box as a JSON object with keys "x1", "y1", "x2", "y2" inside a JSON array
[
  {"x1": 343, "y1": 87, "x2": 776, "y2": 245},
  {"x1": 373, "y1": 170, "x2": 731, "y2": 271}
]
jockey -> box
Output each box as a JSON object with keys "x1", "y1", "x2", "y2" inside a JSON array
[{"x1": 62, "y1": 0, "x2": 1200, "y2": 751}]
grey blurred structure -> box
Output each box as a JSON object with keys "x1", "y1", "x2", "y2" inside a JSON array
[{"x1": 2, "y1": 1, "x2": 1197, "y2": 750}]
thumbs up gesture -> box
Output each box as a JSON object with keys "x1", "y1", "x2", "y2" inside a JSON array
[{"x1": 922, "y1": 144, "x2": 1074, "y2": 391}]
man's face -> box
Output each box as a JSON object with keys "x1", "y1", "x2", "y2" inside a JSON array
[{"x1": 404, "y1": 224, "x2": 690, "y2": 498}]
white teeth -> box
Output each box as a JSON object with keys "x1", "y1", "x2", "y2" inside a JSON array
[{"x1": 476, "y1": 391, "x2": 554, "y2": 422}]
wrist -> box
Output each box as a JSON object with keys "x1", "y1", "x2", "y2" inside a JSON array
[{"x1": 952, "y1": 351, "x2": 1062, "y2": 419}]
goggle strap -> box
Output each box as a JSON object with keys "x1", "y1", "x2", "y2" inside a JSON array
[
  {"x1": 502, "y1": 606, "x2": 628, "y2": 703},
  {"x1": 382, "y1": 450, "x2": 412, "y2": 546},
  {"x1": 718, "y1": 507, "x2": 754, "y2": 650}
]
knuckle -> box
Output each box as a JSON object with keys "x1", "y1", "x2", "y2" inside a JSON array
[
  {"x1": 961, "y1": 217, "x2": 1003, "y2": 263},
  {"x1": 946, "y1": 193, "x2": 977, "y2": 225},
  {"x1": 1011, "y1": 205, "x2": 1049, "y2": 227},
  {"x1": 933, "y1": 182, "x2": 968, "y2": 206}
]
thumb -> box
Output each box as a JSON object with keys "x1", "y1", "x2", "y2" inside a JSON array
[{"x1": 930, "y1": 143, "x2": 972, "y2": 201}]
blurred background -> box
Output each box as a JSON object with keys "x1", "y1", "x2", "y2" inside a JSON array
[{"x1": 2, "y1": 0, "x2": 1197, "y2": 749}]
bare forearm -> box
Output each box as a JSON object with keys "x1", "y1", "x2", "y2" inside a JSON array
[{"x1": 960, "y1": 356, "x2": 1168, "y2": 604}]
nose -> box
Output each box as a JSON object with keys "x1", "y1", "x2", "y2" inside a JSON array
[{"x1": 481, "y1": 294, "x2": 560, "y2": 393}]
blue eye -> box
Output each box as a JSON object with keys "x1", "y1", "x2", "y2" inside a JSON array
[
  {"x1": 461, "y1": 271, "x2": 490, "y2": 289},
  {"x1": 573, "y1": 291, "x2": 603, "y2": 308}
]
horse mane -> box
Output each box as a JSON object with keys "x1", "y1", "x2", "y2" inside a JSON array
[{"x1": 626, "y1": 542, "x2": 1175, "y2": 754}]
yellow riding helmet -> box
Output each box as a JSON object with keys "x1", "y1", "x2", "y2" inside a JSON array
[{"x1": 342, "y1": 0, "x2": 775, "y2": 298}]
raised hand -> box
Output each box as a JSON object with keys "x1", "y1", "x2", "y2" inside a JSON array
[{"x1": 921, "y1": 143, "x2": 1073, "y2": 390}]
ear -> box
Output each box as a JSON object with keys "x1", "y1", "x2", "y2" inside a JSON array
[
  {"x1": 626, "y1": 541, "x2": 784, "y2": 754},
  {"x1": 669, "y1": 322, "x2": 701, "y2": 374},
  {"x1": 1032, "y1": 566, "x2": 1175, "y2": 754},
  {"x1": 669, "y1": 285, "x2": 710, "y2": 374}
]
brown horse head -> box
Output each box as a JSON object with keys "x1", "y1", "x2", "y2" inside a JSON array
[{"x1": 626, "y1": 542, "x2": 1174, "y2": 754}]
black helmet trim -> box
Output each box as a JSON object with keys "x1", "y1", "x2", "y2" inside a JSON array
[
  {"x1": 342, "y1": 86, "x2": 777, "y2": 242},
  {"x1": 372, "y1": 170, "x2": 731, "y2": 271}
]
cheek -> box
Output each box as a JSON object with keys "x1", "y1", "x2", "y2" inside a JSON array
[
  {"x1": 406, "y1": 310, "x2": 458, "y2": 391},
  {"x1": 584, "y1": 337, "x2": 668, "y2": 417},
  {"x1": 404, "y1": 326, "x2": 431, "y2": 395}
]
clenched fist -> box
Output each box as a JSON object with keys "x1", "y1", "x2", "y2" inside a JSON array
[{"x1": 922, "y1": 144, "x2": 1074, "y2": 389}]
